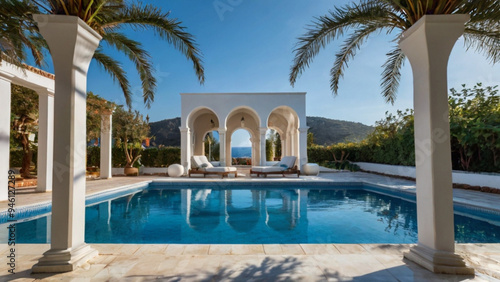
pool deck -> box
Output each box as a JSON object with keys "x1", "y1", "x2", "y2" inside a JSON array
[{"x1": 2, "y1": 171, "x2": 500, "y2": 281}]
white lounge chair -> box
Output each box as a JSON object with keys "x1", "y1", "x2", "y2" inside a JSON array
[
  {"x1": 250, "y1": 156, "x2": 299, "y2": 177},
  {"x1": 189, "y1": 156, "x2": 238, "y2": 178}
]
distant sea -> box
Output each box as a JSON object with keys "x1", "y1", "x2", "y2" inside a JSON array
[{"x1": 232, "y1": 147, "x2": 252, "y2": 158}]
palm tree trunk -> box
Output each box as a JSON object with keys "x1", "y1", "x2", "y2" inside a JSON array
[{"x1": 20, "y1": 134, "x2": 33, "y2": 179}]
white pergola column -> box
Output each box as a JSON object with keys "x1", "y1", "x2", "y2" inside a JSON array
[
  {"x1": 281, "y1": 138, "x2": 286, "y2": 158},
  {"x1": 250, "y1": 136, "x2": 256, "y2": 165},
  {"x1": 259, "y1": 127, "x2": 267, "y2": 165},
  {"x1": 33, "y1": 14, "x2": 100, "y2": 273},
  {"x1": 100, "y1": 113, "x2": 112, "y2": 179},
  {"x1": 286, "y1": 132, "x2": 292, "y2": 156},
  {"x1": 298, "y1": 127, "x2": 308, "y2": 167},
  {"x1": 180, "y1": 127, "x2": 191, "y2": 173},
  {"x1": 37, "y1": 89, "x2": 54, "y2": 192},
  {"x1": 400, "y1": 15, "x2": 473, "y2": 274},
  {"x1": 0, "y1": 77, "x2": 11, "y2": 201},
  {"x1": 219, "y1": 129, "x2": 227, "y2": 166}
]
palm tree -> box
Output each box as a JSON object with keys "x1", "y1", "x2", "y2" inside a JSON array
[
  {"x1": 290, "y1": 0, "x2": 499, "y2": 104},
  {"x1": 0, "y1": 0, "x2": 205, "y2": 108},
  {"x1": 0, "y1": 0, "x2": 47, "y2": 68}
]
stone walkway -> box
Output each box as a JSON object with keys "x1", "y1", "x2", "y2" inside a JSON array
[
  {"x1": 1, "y1": 171, "x2": 500, "y2": 281},
  {"x1": 2, "y1": 243, "x2": 500, "y2": 281}
]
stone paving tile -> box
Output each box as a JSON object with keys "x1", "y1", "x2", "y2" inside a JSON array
[
  {"x1": 281, "y1": 244, "x2": 305, "y2": 255},
  {"x1": 183, "y1": 244, "x2": 210, "y2": 255},
  {"x1": 133, "y1": 244, "x2": 168, "y2": 255},
  {"x1": 362, "y1": 244, "x2": 409, "y2": 255},
  {"x1": 15, "y1": 244, "x2": 50, "y2": 255},
  {"x1": 263, "y1": 244, "x2": 282, "y2": 255},
  {"x1": 230, "y1": 244, "x2": 265, "y2": 255},
  {"x1": 333, "y1": 244, "x2": 369, "y2": 254},
  {"x1": 118, "y1": 244, "x2": 141, "y2": 255},
  {"x1": 208, "y1": 244, "x2": 233, "y2": 255},
  {"x1": 164, "y1": 244, "x2": 185, "y2": 255},
  {"x1": 124, "y1": 254, "x2": 164, "y2": 277}
]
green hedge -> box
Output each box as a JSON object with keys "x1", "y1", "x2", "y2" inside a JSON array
[
  {"x1": 10, "y1": 149, "x2": 38, "y2": 168},
  {"x1": 86, "y1": 146, "x2": 180, "y2": 168},
  {"x1": 307, "y1": 141, "x2": 415, "y2": 168},
  {"x1": 141, "y1": 147, "x2": 180, "y2": 167}
]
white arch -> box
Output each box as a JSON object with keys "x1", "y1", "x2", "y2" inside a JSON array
[
  {"x1": 266, "y1": 105, "x2": 300, "y2": 128},
  {"x1": 225, "y1": 105, "x2": 261, "y2": 128},
  {"x1": 186, "y1": 106, "x2": 221, "y2": 129}
]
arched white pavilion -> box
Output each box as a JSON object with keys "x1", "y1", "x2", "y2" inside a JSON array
[{"x1": 180, "y1": 92, "x2": 308, "y2": 172}]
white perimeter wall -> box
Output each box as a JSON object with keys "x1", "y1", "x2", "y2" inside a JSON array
[
  {"x1": 112, "y1": 167, "x2": 167, "y2": 175},
  {"x1": 355, "y1": 162, "x2": 500, "y2": 189}
]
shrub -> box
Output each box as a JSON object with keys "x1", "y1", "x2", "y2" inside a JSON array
[{"x1": 142, "y1": 147, "x2": 180, "y2": 167}]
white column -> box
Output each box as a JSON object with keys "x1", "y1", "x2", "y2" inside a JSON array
[
  {"x1": 281, "y1": 138, "x2": 286, "y2": 158},
  {"x1": 0, "y1": 77, "x2": 11, "y2": 201},
  {"x1": 286, "y1": 132, "x2": 292, "y2": 156},
  {"x1": 37, "y1": 89, "x2": 54, "y2": 192},
  {"x1": 33, "y1": 14, "x2": 100, "y2": 273},
  {"x1": 100, "y1": 113, "x2": 112, "y2": 179},
  {"x1": 400, "y1": 15, "x2": 473, "y2": 274},
  {"x1": 219, "y1": 129, "x2": 227, "y2": 166},
  {"x1": 180, "y1": 127, "x2": 191, "y2": 173},
  {"x1": 251, "y1": 136, "x2": 257, "y2": 165},
  {"x1": 259, "y1": 127, "x2": 267, "y2": 165},
  {"x1": 298, "y1": 127, "x2": 308, "y2": 168}
]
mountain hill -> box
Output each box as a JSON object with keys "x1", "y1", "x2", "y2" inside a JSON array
[
  {"x1": 149, "y1": 116, "x2": 373, "y2": 147},
  {"x1": 149, "y1": 117, "x2": 181, "y2": 147},
  {"x1": 306, "y1": 116, "x2": 373, "y2": 145}
]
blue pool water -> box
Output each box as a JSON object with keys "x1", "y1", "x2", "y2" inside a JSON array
[{"x1": 2, "y1": 183, "x2": 500, "y2": 244}]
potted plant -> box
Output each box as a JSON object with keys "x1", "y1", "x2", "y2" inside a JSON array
[{"x1": 113, "y1": 107, "x2": 150, "y2": 176}]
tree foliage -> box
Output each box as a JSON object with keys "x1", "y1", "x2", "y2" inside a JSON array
[
  {"x1": 112, "y1": 106, "x2": 150, "y2": 168},
  {"x1": 10, "y1": 84, "x2": 39, "y2": 178},
  {"x1": 449, "y1": 83, "x2": 499, "y2": 171},
  {"x1": 308, "y1": 84, "x2": 500, "y2": 173},
  {"x1": 203, "y1": 132, "x2": 220, "y2": 161}
]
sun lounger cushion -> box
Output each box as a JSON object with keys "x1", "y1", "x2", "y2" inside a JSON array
[
  {"x1": 191, "y1": 156, "x2": 214, "y2": 169},
  {"x1": 250, "y1": 166, "x2": 286, "y2": 173},
  {"x1": 191, "y1": 156, "x2": 237, "y2": 173},
  {"x1": 250, "y1": 156, "x2": 297, "y2": 173},
  {"x1": 205, "y1": 167, "x2": 237, "y2": 173},
  {"x1": 280, "y1": 156, "x2": 297, "y2": 168}
]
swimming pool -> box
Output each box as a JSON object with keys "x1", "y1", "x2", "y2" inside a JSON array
[{"x1": 2, "y1": 182, "x2": 500, "y2": 244}]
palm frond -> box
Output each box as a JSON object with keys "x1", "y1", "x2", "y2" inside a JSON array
[
  {"x1": 104, "y1": 4, "x2": 205, "y2": 84},
  {"x1": 0, "y1": 0, "x2": 44, "y2": 67},
  {"x1": 463, "y1": 28, "x2": 500, "y2": 64},
  {"x1": 330, "y1": 24, "x2": 381, "y2": 95},
  {"x1": 290, "y1": 0, "x2": 399, "y2": 87},
  {"x1": 38, "y1": 0, "x2": 124, "y2": 30},
  {"x1": 92, "y1": 48, "x2": 132, "y2": 108},
  {"x1": 102, "y1": 32, "x2": 156, "y2": 108},
  {"x1": 381, "y1": 47, "x2": 405, "y2": 104}
]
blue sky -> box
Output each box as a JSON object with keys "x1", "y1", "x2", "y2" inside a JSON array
[{"x1": 43, "y1": 1, "x2": 500, "y2": 146}]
